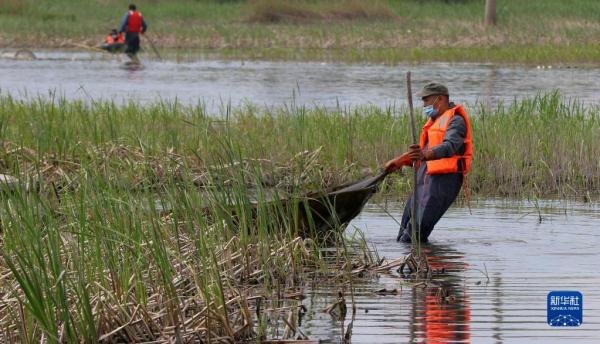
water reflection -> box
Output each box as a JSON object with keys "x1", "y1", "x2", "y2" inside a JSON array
[
  {"x1": 301, "y1": 200, "x2": 600, "y2": 343},
  {"x1": 490, "y1": 274, "x2": 503, "y2": 344},
  {"x1": 409, "y1": 244, "x2": 470, "y2": 344}
]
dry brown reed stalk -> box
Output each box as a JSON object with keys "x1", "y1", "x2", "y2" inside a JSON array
[
  {"x1": 1, "y1": 142, "x2": 187, "y2": 193},
  {"x1": 0, "y1": 230, "x2": 325, "y2": 342},
  {"x1": 398, "y1": 249, "x2": 431, "y2": 279},
  {"x1": 1, "y1": 216, "x2": 407, "y2": 342},
  {"x1": 1, "y1": 141, "x2": 352, "y2": 197}
]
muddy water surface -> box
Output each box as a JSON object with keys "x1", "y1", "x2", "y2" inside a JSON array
[
  {"x1": 1, "y1": 51, "x2": 600, "y2": 111},
  {"x1": 300, "y1": 199, "x2": 600, "y2": 343}
]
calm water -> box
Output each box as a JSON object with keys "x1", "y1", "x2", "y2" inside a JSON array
[
  {"x1": 299, "y1": 199, "x2": 600, "y2": 343},
  {"x1": 1, "y1": 51, "x2": 600, "y2": 112}
]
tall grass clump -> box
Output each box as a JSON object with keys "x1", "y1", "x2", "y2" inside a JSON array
[
  {"x1": 0, "y1": 144, "x2": 372, "y2": 342},
  {"x1": 470, "y1": 91, "x2": 600, "y2": 198}
]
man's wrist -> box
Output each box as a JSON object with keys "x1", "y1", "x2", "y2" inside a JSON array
[{"x1": 423, "y1": 150, "x2": 436, "y2": 161}]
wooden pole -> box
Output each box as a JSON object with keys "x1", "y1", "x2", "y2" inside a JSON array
[
  {"x1": 396, "y1": 71, "x2": 420, "y2": 247},
  {"x1": 485, "y1": 0, "x2": 497, "y2": 26},
  {"x1": 70, "y1": 42, "x2": 105, "y2": 53},
  {"x1": 407, "y1": 72, "x2": 420, "y2": 247},
  {"x1": 144, "y1": 33, "x2": 163, "y2": 61}
]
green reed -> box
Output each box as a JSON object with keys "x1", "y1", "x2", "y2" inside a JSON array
[
  {"x1": 0, "y1": 91, "x2": 598, "y2": 342},
  {"x1": 0, "y1": 91, "x2": 598, "y2": 198}
]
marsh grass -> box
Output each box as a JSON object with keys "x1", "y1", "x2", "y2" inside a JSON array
[
  {"x1": 0, "y1": 91, "x2": 597, "y2": 198},
  {"x1": 0, "y1": 147, "x2": 374, "y2": 342},
  {"x1": 0, "y1": 92, "x2": 598, "y2": 341}
]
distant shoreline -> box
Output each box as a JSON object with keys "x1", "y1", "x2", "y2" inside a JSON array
[
  {"x1": 2, "y1": 0, "x2": 600, "y2": 65},
  {"x1": 2, "y1": 45, "x2": 600, "y2": 66}
]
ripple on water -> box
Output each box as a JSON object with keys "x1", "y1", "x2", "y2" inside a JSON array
[
  {"x1": 299, "y1": 200, "x2": 600, "y2": 343},
  {"x1": 2, "y1": 54, "x2": 600, "y2": 110}
]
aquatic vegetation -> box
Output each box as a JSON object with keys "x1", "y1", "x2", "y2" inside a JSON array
[
  {"x1": 0, "y1": 147, "x2": 377, "y2": 342},
  {"x1": 0, "y1": 92, "x2": 597, "y2": 341},
  {"x1": 0, "y1": 91, "x2": 596, "y2": 199}
]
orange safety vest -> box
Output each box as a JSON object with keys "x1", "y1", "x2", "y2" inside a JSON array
[
  {"x1": 419, "y1": 104, "x2": 473, "y2": 175},
  {"x1": 105, "y1": 34, "x2": 124, "y2": 44},
  {"x1": 126, "y1": 10, "x2": 143, "y2": 33}
]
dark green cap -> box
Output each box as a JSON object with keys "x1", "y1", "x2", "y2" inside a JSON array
[{"x1": 416, "y1": 82, "x2": 449, "y2": 99}]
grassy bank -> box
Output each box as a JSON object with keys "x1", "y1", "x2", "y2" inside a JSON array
[
  {"x1": 0, "y1": 92, "x2": 598, "y2": 342},
  {"x1": 2, "y1": 0, "x2": 600, "y2": 64}
]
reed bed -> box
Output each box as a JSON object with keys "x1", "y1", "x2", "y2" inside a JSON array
[
  {"x1": 247, "y1": 0, "x2": 395, "y2": 24},
  {"x1": 0, "y1": 91, "x2": 597, "y2": 199},
  {"x1": 0, "y1": 91, "x2": 598, "y2": 342},
  {"x1": 0, "y1": 147, "x2": 379, "y2": 342}
]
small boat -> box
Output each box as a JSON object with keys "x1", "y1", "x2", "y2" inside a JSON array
[
  {"x1": 291, "y1": 171, "x2": 388, "y2": 237},
  {"x1": 99, "y1": 42, "x2": 125, "y2": 53},
  {"x1": 231, "y1": 171, "x2": 389, "y2": 238},
  {"x1": 1, "y1": 49, "x2": 37, "y2": 60}
]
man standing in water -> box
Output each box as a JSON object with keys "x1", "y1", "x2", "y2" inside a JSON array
[
  {"x1": 119, "y1": 4, "x2": 148, "y2": 62},
  {"x1": 385, "y1": 82, "x2": 473, "y2": 243}
]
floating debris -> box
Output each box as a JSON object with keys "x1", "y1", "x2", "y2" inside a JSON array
[
  {"x1": 322, "y1": 291, "x2": 347, "y2": 320},
  {"x1": 374, "y1": 288, "x2": 399, "y2": 295},
  {"x1": 0, "y1": 49, "x2": 37, "y2": 60},
  {"x1": 399, "y1": 249, "x2": 431, "y2": 278}
]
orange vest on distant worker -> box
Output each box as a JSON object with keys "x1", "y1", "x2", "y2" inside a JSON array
[
  {"x1": 126, "y1": 10, "x2": 143, "y2": 33},
  {"x1": 105, "y1": 34, "x2": 124, "y2": 44},
  {"x1": 419, "y1": 104, "x2": 473, "y2": 175}
]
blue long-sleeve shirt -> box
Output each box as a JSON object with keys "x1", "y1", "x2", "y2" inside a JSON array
[{"x1": 119, "y1": 11, "x2": 148, "y2": 34}]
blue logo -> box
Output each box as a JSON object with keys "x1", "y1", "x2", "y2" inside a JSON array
[{"x1": 547, "y1": 291, "x2": 582, "y2": 327}]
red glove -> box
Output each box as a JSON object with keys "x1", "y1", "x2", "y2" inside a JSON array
[{"x1": 384, "y1": 152, "x2": 413, "y2": 173}]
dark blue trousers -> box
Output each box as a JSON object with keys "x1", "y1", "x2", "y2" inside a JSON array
[
  {"x1": 125, "y1": 32, "x2": 141, "y2": 56},
  {"x1": 399, "y1": 163, "x2": 463, "y2": 242}
]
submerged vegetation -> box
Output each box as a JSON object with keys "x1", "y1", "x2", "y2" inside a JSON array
[
  {"x1": 2, "y1": 0, "x2": 600, "y2": 64},
  {"x1": 0, "y1": 92, "x2": 598, "y2": 341}
]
